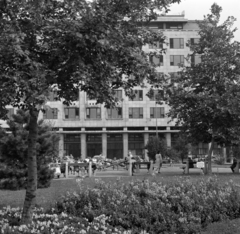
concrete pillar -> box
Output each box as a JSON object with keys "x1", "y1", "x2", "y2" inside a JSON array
[
  {"x1": 166, "y1": 132, "x2": 171, "y2": 148},
  {"x1": 128, "y1": 160, "x2": 132, "y2": 176},
  {"x1": 223, "y1": 147, "x2": 227, "y2": 163},
  {"x1": 144, "y1": 129, "x2": 149, "y2": 160},
  {"x1": 81, "y1": 129, "x2": 86, "y2": 160},
  {"x1": 59, "y1": 130, "x2": 64, "y2": 160},
  {"x1": 102, "y1": 129, "x2": 107, "y2": 158},
  {"x1": 65, "y1": 162, "x2": 68, "y2": 178},
  {"x1": 123, "y1": 128, "x2": 128, "y2": 159}
]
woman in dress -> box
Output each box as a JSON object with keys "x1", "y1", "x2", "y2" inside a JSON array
[{"x1": 155, "y1": 150, "x2": 163, "y2": 174}]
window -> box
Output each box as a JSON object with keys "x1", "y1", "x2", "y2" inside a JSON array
[
  {"x1": 150, "y1": 107, "x2": 165, "y2": 118},
  {"x1": 130, "y1": 90, "x2": 143, "y2": 101},
  {"x1": 191, "y1": 54, "x2": 201, "y2": 65},
  {"x1": 170, "y1": 38, "x2": 184, "y2": 49},
  {"x1": 64, "y1": 134, "x2": 81, "y2": 159},
  {"x1": 86, "y1": 107, "x2": 101, "y2": 119},
  {"x1": 166, "y1": 23, "x2": 183, "y2": 29},
  {"x1": 113, "y1": 90, "x2": 122, "y2": 100},
  {"x1": 129, "y1": 107, "x2": 143, "y2": 119},
  {"x1": 107, "y1": 107, "x2": 122, "y2": 119},
  {"x1": 149, "y1": 55, "x2": 163, "y2": 66},
  {"x1": 149, "y1": 42, "x2": 163, "y2": 49},
  {"x1": 43, "y1": 108, "x2": 58, "y2": 119},
  {"x1": 128, "y1": 133, "x2": 144, "y2": 156},
  {"x1": 190, "y1": 38, "x2": 200, "y2": 45},
  {"x1": 149, "y1": 23, "x2": 163, "y2": 29},
  {"x1": 64, "y1": 107, "x2": 79, "y2": 119},
  {"x1": 149, "y1": 90, "x2": 164, "y2": 101},
  {"x1": 170, "y1": 55, "x2": 184, "y2": 66}
]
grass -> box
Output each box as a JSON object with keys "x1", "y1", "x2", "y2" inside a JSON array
[
  {"x1": 201, "y1": 218, "x2": 240, "y2": 234},
  {"x1": 1, "y1": 173, "x2": 240, "y2": 210},
  {"x1": 1, "y1": 173, "x2": 240, "y2": 234}
]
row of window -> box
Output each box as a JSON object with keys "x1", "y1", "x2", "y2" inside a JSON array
[
  {"x1": 150, "y1": 55, "x2": 184, "y2": 66},
  {"x1": 149, "y1": 22, "x2": 185, "y2": 30},
  {"x1": 43, "y1": 107, "x2": 165, "y2": 120},
  {"x1": 48, "y1": 89, "x2": 124, "y2": 102},
  {"x1": 48, "y1": 90, "x2": 163, "y2": 102},
  {"x1": 149, "y1": 38, "x2": 199, "y2": 49},
  {"x1": 150, "y1": 54, "x2": 201, "y2": 67}
]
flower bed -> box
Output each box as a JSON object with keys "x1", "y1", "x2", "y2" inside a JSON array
[{"x1": 1, "y1": 177, "x2": 240, "y2": 234}]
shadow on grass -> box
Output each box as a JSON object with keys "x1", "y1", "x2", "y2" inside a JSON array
[{"x1": 201, "y1": 218, "x2": 240, "y2": 234}]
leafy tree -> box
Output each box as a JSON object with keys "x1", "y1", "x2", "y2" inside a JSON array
[
  {"x1": 172, "y1": 134, "x2": 189, "y2": 162},
  {"x1": 0, "y1": 0, "x2": 180, "y2": 223},
  {"x1": 145, "y1": 136, "x2": 167, "y2": 161},
  {"x1": 0, "y1": 110, "x2": 59, "y2": 189},
  {"x1": 166, "y1": 3, "x2": 240, "y2": 174}
]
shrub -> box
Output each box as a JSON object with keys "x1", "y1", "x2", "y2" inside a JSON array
[
  {"x1": 0, "y1": 207, "x2": 133, "y2": 234},
  {"x1": 0, "y1": 164, "x2": 54, "y2": 190},
  {"x1": 54, "y1": 177, "x2": 240, "y2": 234},
  {"x1": 1, "y1": 177, "x2": 240, "y2": 234},
  {"x1": 0, "y1": 110, "x2": 58, "y2": 190}
]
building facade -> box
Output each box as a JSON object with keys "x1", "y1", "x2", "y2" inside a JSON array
[{"x1": 3, "y1": 13, "x2": 224, "y2": 160}]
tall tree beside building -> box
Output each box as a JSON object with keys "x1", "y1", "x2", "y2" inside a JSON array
[
  {"x1": 0, "y1": 0, "x2": 180, "y2": 223},
  {"x1": 166, "y1": 3, "x2": 240, "y2": 174}
]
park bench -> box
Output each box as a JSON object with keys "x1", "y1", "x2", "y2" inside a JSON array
[
  {"x1": 180, "y1": 161, "x2": 205, "y2": 174},
  {"x1": 133, "y1": 162, "x2": 151, "y2": 172},
  {"x1": 60, "y1": 162, "x2": 97, "y2": 177}
]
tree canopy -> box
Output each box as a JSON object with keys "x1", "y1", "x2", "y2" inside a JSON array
[
  {"x1": 166, "y1": 3, "x2": 240, "y2": 173},
  {"x1": 0, "y1": 0, "x2": 181, "y2": 223}
]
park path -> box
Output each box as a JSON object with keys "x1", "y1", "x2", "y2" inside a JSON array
[{"x1": 58, "y1": 164, "x2": 234, "y2": 179}]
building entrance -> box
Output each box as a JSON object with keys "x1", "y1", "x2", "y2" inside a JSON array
[
  {"x1": 64, "y1": 134, "x2": 81, "y2": 159},
  {"x1": 86, "y1": 134, "x2": 102, "y2": 158},
  {"x1": 107, "y1": 134, "x2": 123, "y2": 159}
]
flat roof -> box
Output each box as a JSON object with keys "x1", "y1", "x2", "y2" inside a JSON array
[{"x1": 155, "y1": 16, "x2": 188, "y2": 22}]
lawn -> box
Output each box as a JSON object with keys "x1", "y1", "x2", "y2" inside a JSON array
[{"x1": 1, "y1": 173, "x2": 240, "y2": 210}]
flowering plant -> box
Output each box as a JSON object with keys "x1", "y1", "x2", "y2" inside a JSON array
[{"x1": 1, "y1": 176, "x2": 240, "y2": 234}]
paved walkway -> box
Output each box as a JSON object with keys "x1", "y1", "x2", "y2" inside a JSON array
[{"x1": 58, "y1": 164, "x2": 235, "y2": 179}]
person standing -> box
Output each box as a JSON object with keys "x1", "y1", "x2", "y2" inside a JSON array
[
  {"x1": 155, "y1": 150, "x2": 163, "y2": 174},
  {"x1": 231, "y1": 157, "x2": 237, "y2": 172}
]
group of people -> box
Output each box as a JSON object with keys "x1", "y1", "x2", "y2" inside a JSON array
[{"x1": 125, "y1": 150, "x2": 163, "y2": 175}]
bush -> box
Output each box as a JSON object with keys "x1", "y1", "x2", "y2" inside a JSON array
[
  {"x1": 0, "y1": 110, "x2": 58, "y2": 190},
  {"x1": 1, "y1": 177, "x2": 240, "y2": 233},
  {"x1": 53, "y1": 177, "x2": 240, "y2": 234},
  {"x1": 0, "y1": 207, "x2": 131, "y2": 234},
  {"x1": 0, "y1": 165, "x2": 54, "y2": 190}
]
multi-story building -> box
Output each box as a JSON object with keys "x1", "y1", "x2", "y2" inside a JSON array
[{"x1": 3, "y1": 13, "x2": 219, "y2": 160}]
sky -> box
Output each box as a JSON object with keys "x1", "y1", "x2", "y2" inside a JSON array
[{"x1": 168, "y1": 0, "x2": 240, "y2": 42}]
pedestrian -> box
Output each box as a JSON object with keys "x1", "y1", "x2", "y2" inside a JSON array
[
  {"x1": 128, "y1": 151, "x2": 136, "y2": 175},
  {"x1": 230, "y1": 157, "x2": 237, "y2": 172},
  {"x1": 154, "y1": 150, "x2": 163, "y2": 174}
]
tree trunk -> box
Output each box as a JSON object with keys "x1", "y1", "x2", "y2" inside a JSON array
[
  {"x1": 21, "y1": 108, "x2": 39, "y2": 224},
  {"x1": 206, "y1": 137, "x2": 214, "y2": 175}
]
